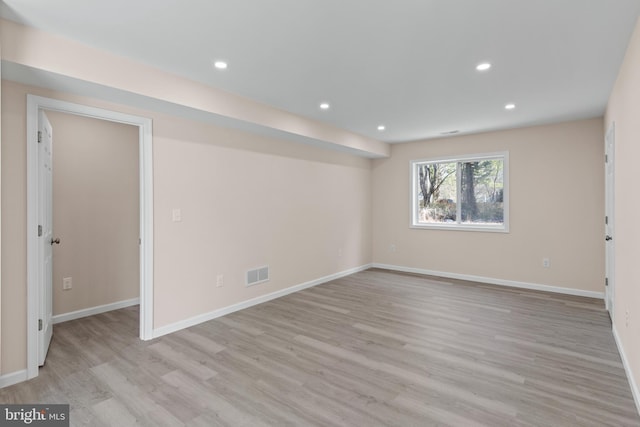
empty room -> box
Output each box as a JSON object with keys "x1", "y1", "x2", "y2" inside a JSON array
[{"x1": 1, "y1": 1, "x2": 640, "y2": 426}]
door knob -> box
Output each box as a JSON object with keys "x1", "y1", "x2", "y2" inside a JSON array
[
  {"x1": 605, "y1": 235, "x2": 613, "y2": 241},
  {"x1": 51, "y1": 237, "x2": 60, "y2": 245}
]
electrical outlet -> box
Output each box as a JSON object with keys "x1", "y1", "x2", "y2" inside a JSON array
[
  {"x1": 626, "y1": 309, "x2": 630, "y2": 327},
  {"x1": 216, "y1": 274, "x2": 224, "y2": 288},
  {"x1": 390, "y1": 244, "x2": 397, "y2": 253},
  {"x1": 542, "y1": 258, "x2": 550, "y2": 268},
  {"x1": 63, "y1": 277, "x2": 72, "y2": 290},
  {"x1": 172, "y1": 208, "x2": 182, "y2": 222}
]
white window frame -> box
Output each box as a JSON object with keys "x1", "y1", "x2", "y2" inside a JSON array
[{"x1": 410, "y1": 152, "x2": 509, "y2": 232}]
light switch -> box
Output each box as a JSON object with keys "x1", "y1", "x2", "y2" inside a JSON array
[{"x1": 172, "y1": 208, "x2": 182, "y2": 222}]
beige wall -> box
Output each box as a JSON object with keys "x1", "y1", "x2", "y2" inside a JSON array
[
  {"x1": 606, "y1": 16, "x2": 640, "y2": 404},
  {"x1": 47, "y1": 111, "x2": 139, "y2": 316},
  {"x1": 0, "y1": 80, "x2": 372, "y2": 375},
  {"x1": 372, "y1": 118, "x2": 605, "y2": 292},
  {"x1": 151, "y1": 113, "x2": 372, "y2": 328}
]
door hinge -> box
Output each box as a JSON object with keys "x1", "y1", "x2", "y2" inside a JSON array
[
  {"x1": 38, "y1": 319, "x2": 43, "y2": 331},
  {"x1": 605, "y1": 216, "x2": 608, "y2": 225},
  {"x1": 38, "y1": 225, "x2": 42, "y2": 237},
  {"x1": 605, "y1": 277, "x2": 609, "y2": 287},
  {"x1": 38, "y1": 131, "x2": 42, "y2": 143}
]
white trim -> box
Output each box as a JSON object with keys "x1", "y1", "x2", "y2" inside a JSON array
[
  {"x1": 408, "y1": 223, "x2": 508, "y2": 233},
  {"x1": 0, "y1": 370, "x2": 28, "y2": 389},
  {"x1": 26, "y1": 96, "x2": 39, "y2": 379},
  {"x1": 139, "y1": 116, "x2": 154, "y2": 341},
  {"x1": 372, "y1": 263, "x2": 604, "y2": 299},
  {"x1": 152, "y1": 264, "x2": 372, "y2": 338},
  {"x1": 26, "y1": 95, "x2": 154, "y2": 382},
  {"x1": 52, "y1": 298, "x2": 140, "y2": 324},
  {"x1": 613, "y1": 325, "x2": 640, "y2": 416}
]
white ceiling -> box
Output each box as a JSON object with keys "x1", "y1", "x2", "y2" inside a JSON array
[{"x1": 2, "y1": 0, "x2": 640, "y2": 143}]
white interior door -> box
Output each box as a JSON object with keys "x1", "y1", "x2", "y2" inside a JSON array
[
  {"x1": 38, "y1": 110, "x2": 54, "y2": 365},
  {"x1": 605, "y1": 123, "x2": 615, "y2": 317}
]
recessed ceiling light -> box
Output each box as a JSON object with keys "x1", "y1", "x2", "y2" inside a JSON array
[
  {"x1": 377, "y1": 125, "x2": 386, "y2": 131},
  {"x1": 213, "y1": 60, "x2": 228, "y2": 70},
  {"x1": 319, "y1": 102, "x2": 330, "y2": 110},
  {"x1": 505, "y1": 103, "x2": 516, "y2": 110},
  {"x1": 476, "y1": 62, "x2": 492, "y2": 71}
]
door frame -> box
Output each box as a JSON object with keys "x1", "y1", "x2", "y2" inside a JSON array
[
  {"x1": 37, "y1": 110, "x2": 54, "y2": 366},
  {"x1": 604, "y1": 122, "x2": 615, "y2": 318},
  {"x1": 26, "y1": 95, "x2": 154, "y2": 379}
]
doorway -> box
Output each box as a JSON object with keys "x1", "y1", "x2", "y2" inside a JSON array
[
  {"x1": 47, "y1": 109, "x2": 140, "y2": 327},
  {"x1": 26, "y1": 95, "x2": 154, "y2": 379},
  {"x1": 605, "y1": 122, "x2": 615, "y2": 318}
]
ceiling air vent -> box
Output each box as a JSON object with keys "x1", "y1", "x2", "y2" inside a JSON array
[{"x1": 246, "y1": 266, "x2": 269, "y2": 287}]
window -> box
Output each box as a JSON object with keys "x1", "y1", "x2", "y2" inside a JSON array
[{"x1": 411, "y1": 152, "x2": 509, "y2": 231}]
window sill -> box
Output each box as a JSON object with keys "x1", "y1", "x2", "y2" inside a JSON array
[{"x1": 410, "y1": 223, "x2": 509, "y2": 233}]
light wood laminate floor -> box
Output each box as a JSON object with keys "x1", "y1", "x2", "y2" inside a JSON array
[{"x1": 1, "y1": 269, "x2": 638, "y2": 426}]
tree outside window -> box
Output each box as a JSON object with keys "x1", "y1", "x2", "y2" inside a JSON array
[{"x1": 411, "y1": 153, "x2": 508, "y2": 231}]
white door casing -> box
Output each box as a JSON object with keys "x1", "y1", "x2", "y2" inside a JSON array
[
  {"x1": 38, "y1": 110, "x2": 54, "y2": 365},
  {"x1": 605, "y1": 123, "x2": 615, "y2": 317},
  {"x1": 26, "y1": 95, "x2": 154, "y2": 380}
]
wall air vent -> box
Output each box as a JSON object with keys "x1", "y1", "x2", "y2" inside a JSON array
[{"x1": 246, "y1": 266, "x2": 269, "y2": 287}]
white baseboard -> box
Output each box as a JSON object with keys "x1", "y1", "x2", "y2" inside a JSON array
[
  {"x1": 372, "y1": 263, "x2": 605, "y2": 299},
  {"x1": 0, "y1": 369, "x2": 28, "y2": 389},
  {"x1": 52, "y1": 297, "x2": 140, "y2": 324},
  {"x1": 613, "y1": 325, "x2": 640, "y2": 416},
  {"x1": 152, "y1": 264, "x2": 372, "y2": 339}
]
